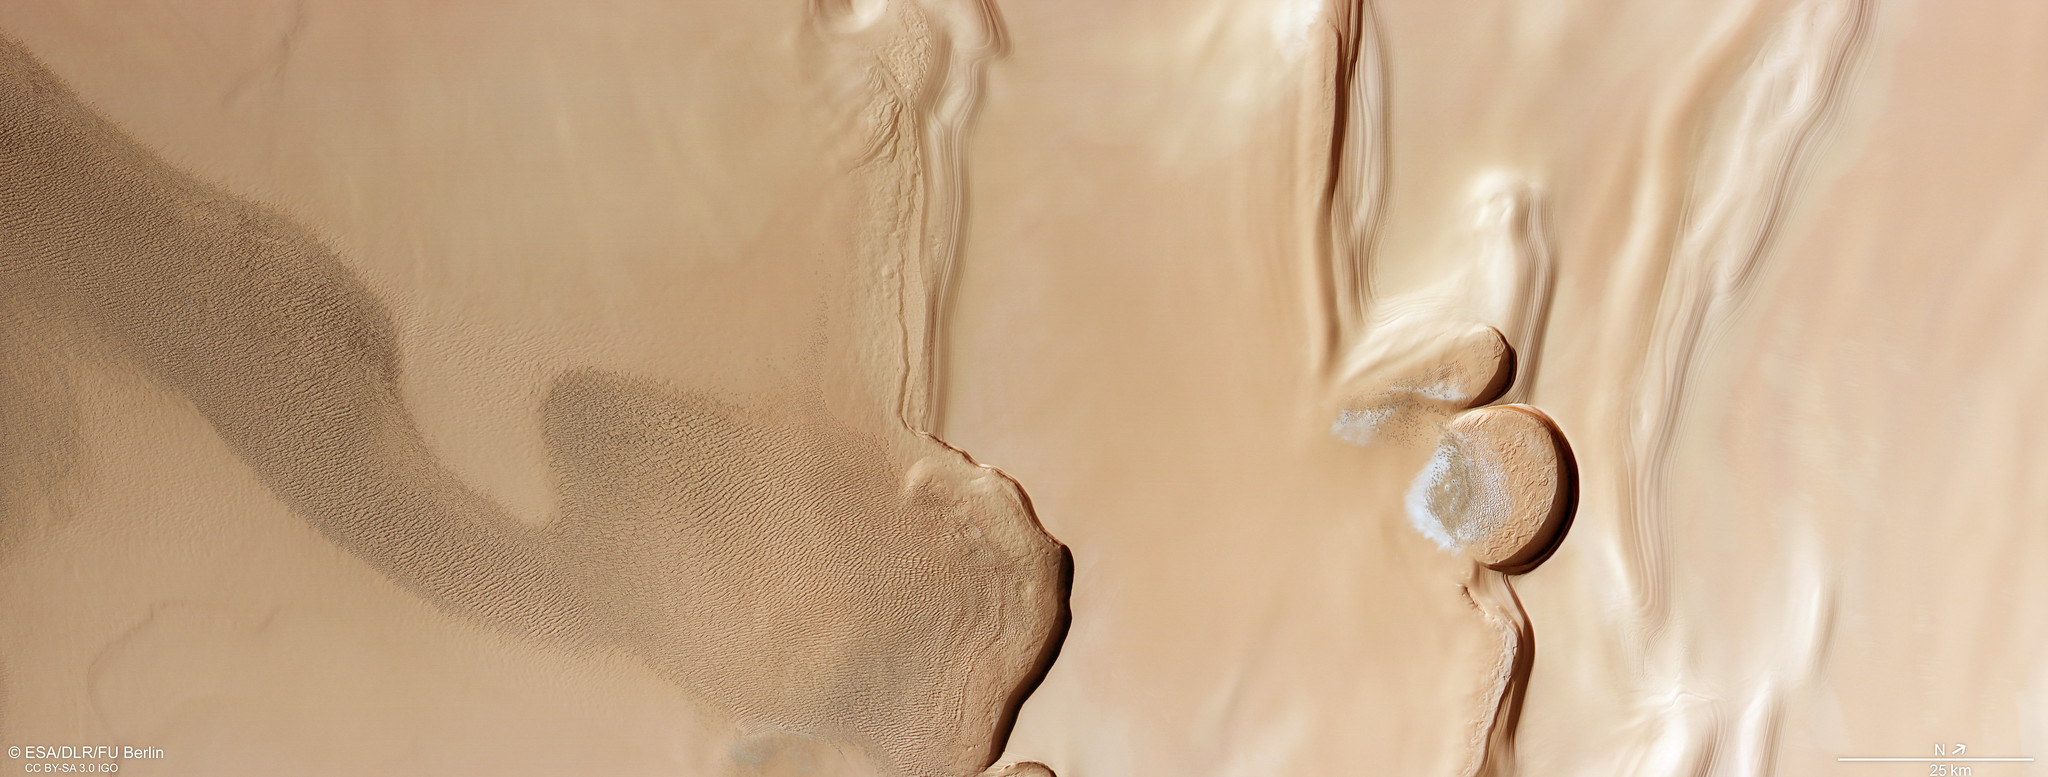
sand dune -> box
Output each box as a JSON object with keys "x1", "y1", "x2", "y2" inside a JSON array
[{"x1": 3, "y1": 1, "x2": 2046, "y2": 775}]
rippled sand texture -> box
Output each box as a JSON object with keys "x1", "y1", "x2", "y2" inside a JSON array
[
  {"x1": 5, "y1": 0, "x2": 2048, "y2": 776},
  {"x1": 0, "y1": 3, "x2": 1065, "y2": 776}
]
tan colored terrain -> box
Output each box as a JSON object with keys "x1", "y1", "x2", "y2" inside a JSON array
[{"x1": 2, "y1": 1, "x2": 2045, "y2": 776}]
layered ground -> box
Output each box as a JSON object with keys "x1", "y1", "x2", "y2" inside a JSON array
[{"x1": 2, "y1": 2, "x2": 2045, "y2": 776}]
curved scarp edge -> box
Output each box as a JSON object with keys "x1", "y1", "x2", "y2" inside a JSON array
[
  {"x1": 1326, "y1": 180, "x2": 1554, "y2": 450},
  {"x1": 809, "y1": 2, "x2": 1070, "y2": 772},
  {"x1": 1317, "y1": 0, "x2": 1389, "y2": 375},
  {"x1": 7, "y1": 17, "x2": 1067, "y2": 775},
  {"x1": 980, "y1": 761, "x2": 1058, "y2": 777},
  {"x1": 1462, "y1": 567, "x2": 1533, "y2": 777},
  {"x1": 1473, "y1": 184, "x2": 1556, "y2": 407},
  {"x1": 820, "y1": 0, "x2": 1006, "y2": 439},
  {"x1": 909, "y1": 0, "x2": 1007, "y2": 440},
  {"x1": 1308, "y1": 8, "x2": 1563, "y2": 776},
  {"x1": 1605, "y1": 1, "x2": 1870, "y2": 773},
  {"x1": 1617, "y1": 0, "x2": 1872, "y2": 636}
]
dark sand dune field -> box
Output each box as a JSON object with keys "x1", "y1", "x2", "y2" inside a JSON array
[{"x1": 3, "y1": 2, "x2": 2046, "y2": 775}]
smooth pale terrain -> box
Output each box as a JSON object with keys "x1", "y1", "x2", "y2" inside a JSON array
[
  {"x1": 2, "y1": 1, "x2": 2045, "y2": 776},
  {"x1": 946, "y1": 0, "x2": 2048, "y2": 775}
]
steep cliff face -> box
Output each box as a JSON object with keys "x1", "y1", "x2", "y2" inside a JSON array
[{"x1": 4, "y1": 2, "x2": 2046, "y2": 776}]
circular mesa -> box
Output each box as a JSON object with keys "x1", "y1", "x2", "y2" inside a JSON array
[{"x1": 1404, "y1": 404, "x2": 1575, "y2": 573}]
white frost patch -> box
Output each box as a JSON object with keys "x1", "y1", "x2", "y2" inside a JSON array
[
  {"x1": 1329, "y1": 406, "x2": 1393, "y2": 446},
  {"x1": 1404, "y1": 441, "x2": 1461, "y2": 551},
  {"x1": 1416, "y1": 378, "x2": 1466, "y2": 403},
  {"x1": 1403, "y1": 432, "x2": 1513, "y2": 551}
]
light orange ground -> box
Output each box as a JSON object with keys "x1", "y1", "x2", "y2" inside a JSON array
[{"x1": 2, "y1": 1, "x2": 2044, "y2": 776}]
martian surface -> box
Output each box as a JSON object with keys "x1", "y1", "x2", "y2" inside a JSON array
[{"x1": 1, "y1": 1, "x2": 2044, "y2": 776}]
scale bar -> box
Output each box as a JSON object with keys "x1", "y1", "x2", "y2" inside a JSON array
[{"x1": 1838, "y1": 758, "x2": 2034, "y2": 762}]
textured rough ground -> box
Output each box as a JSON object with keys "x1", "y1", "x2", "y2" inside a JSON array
[
  {"x1": 0, "y1": 12, "x2": 1065, "y2": 776},
  {"x1": 5, "y1": 1, "x2": 2048, "y2": 776}
]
